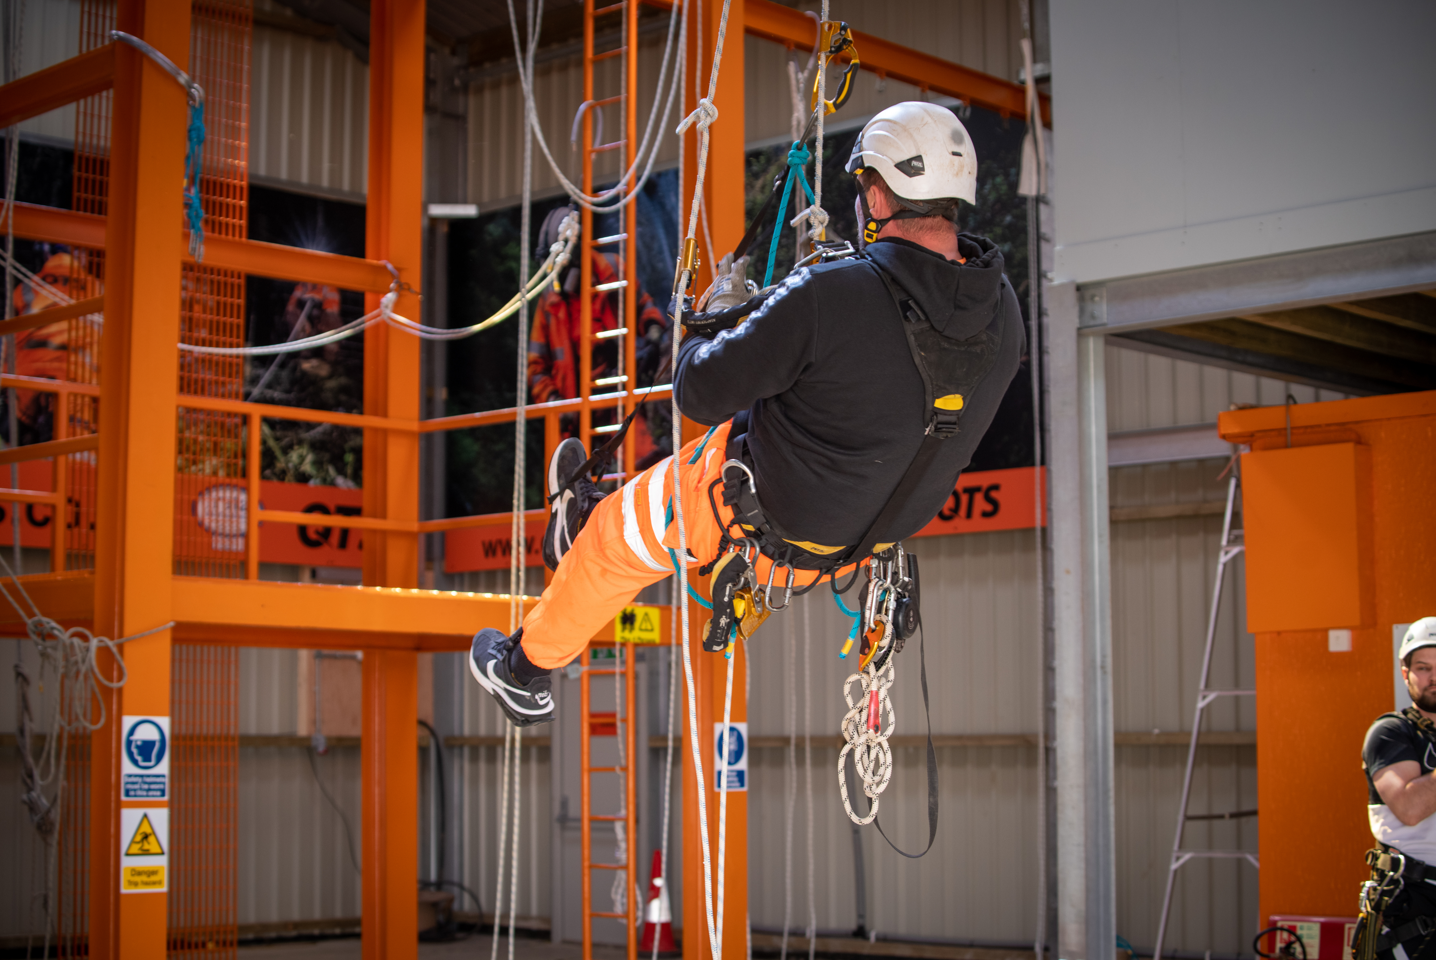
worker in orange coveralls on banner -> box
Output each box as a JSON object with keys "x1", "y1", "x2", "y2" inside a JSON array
[
  {"x1": 6, "y1": 250, "x2": 100, "y2": 445},
  {"x1": 526, "y1": 205, "x2": 671, "y2": 470}
]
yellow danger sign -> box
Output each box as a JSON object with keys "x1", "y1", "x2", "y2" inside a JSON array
[
  {"x1": 123, "y1": 866, "x2": 166, "y2": 891},
  {"x1": 125, "y1": 813, "x2": 165, "y2": 856},
  {"x1": 615, "y1": 605, "x2": 661, "y2": 644}
]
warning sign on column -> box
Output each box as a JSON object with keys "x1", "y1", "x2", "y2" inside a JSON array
[
  {"x1": 120, "y1": 808, "x2": 168, "y2": 892},
  {"x1": 615, "y1": 604, "x2": 661, "y2": 644}
]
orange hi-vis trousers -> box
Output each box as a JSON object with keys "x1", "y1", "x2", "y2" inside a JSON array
[{"x1": 519, "y1": 419, "x2": 853, "y2": 668}]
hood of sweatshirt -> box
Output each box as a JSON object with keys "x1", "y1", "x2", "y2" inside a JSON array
[{"x1": 863, "y1": 234, "x2": 1005, "y2": 339}]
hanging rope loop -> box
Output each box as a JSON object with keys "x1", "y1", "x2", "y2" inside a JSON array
[{"x1": 837, "y1": 659, "x2": 896, "y2": 825}]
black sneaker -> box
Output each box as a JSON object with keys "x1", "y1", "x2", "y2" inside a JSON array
[
  {"x1": 468, "y1": 628, "x2": 554, "y2": 727},
  {"x1": 544, "y1": 437, "x2": 605, "y2": 571}
]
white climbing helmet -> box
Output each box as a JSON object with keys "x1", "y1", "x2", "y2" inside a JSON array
[
  {"x1": 846, "y1": 101, "x2": 978, "y2": 206},
  {"x1": 1400, "y1": 617, "x2": 1436, "y2": 663}
]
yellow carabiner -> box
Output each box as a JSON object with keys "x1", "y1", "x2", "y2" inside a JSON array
[{"x1": 809, "y1": 21, "x2": 861, "y2": 117}]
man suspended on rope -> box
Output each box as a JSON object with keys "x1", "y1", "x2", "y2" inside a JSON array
[
  {"x1": 527, "y1": 206, "x2": 673, "y2": 470},
  {"x1": 1354, "y1": 617, "x2": 1436, "y2": 960},
  {"x1": 469, "y1": 102, "x2": 1025, "y2": 727}
]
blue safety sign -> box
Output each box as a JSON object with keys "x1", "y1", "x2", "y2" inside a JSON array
[
  {"x1": 121, "y1": 716, "x2": 170, "y2": 800},
  {"x1": 713, "y1": 722, "x2": 748, "y2": 792}
]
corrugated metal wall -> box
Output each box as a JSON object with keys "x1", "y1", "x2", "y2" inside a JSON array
[
  {"x1": 2, "y1": 0, "x2": 82, "y2": 143},
  {"x1": 249, "y1": 0, "x2": 369, "y2": 198}
]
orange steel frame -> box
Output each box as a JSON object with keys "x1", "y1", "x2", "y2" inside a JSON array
[{"x1": 0, "y1": 0, "x2": 1050, "y2": 954}]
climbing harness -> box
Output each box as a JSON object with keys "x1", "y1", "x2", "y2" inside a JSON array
[
  {"x1": 109, "y1": 31, "x2": 207, "y2": 260},
  {"x1": 1352, "y1": 847, "x2": 1436, "y2": 960}
]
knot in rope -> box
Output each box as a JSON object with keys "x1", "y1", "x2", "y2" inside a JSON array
[
  {"x1": 786, "y1": 141, "x2": 811, "y2": 169},
  {"x1": 837, "y1": 660, "x2": 896, "y2": 826},
  {"x1": 677, "y1": 97, "x2": 719, "y2": 135},
  {"x1": 378, "y1": 289, "x2": 398, "y2": 321}
]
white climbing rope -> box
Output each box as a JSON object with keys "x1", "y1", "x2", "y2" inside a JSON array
[
  {"x1": 837, "y1": 658, "x2": 896, "y2": 826},
  {"x1": 802, "y1": 595, "x2": 815, "y2": 960},
  {"x1": 493, "y1": 1, "x2": 539, "y2": 953},
  {"x1": 781, "y1": 614, "x2": 797, "y2": 960},
  {"x1": 651, "y1": 573, "x2": 679, "y2": 960},
  {"x1": 506, "y1": 0, "x2": 685, "y2": 214},
  {"x1": 669, "y1": 0, "x2": 738, "y2": 953},
  {"x1": 176, "y1": 214, "x2": 579, "y2": 356}
]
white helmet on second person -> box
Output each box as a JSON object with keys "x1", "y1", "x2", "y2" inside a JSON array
[
  {"x1": 847, "y1": 101, "x2": 978, "y2": 208},
  {"x1": 1400, "y1": 617, "x2": 1436, "y2": 663}
]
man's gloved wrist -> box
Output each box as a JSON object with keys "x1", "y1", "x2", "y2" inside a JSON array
[{"x1": 695, "y1": 252, "x2": 755, "y2": 314}]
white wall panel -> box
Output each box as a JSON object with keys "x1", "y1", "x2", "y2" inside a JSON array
[
  {"x1": 2, "y1": 0, "x2": 82, "y2": 144},
  {"x1": 1049, "y1": 0, "x2": 1436, "y2": 283},
  {"x1": 249, "y1": 18, "x2": 368, "y2": 198}
]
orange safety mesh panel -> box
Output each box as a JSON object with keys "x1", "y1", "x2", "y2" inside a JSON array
[
  {"x1": 169, "y1": 645, "x2": 239, "y2": 960},
  {"x1": 175, "y1": 0, "x2": 251, "y2": 579}
]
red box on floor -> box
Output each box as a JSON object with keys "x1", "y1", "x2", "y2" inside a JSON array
[{"x1": 1264, "y1": 916, "x2": 1358, "y2": 960}]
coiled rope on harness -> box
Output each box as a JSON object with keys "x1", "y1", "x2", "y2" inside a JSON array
[{"x1": 109, "y1": 31, "x2": 207, "y2": 261}]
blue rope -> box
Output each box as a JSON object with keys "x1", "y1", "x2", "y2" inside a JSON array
[
  {"x1": 762, "y1": 141, "x2": 817, "y2": 288},
  {"x1": 665, "y1": 498, "x2": 712, "y2": 609},
  {"x1": 833, "y1": 589, "x2": 862, "y2": 648},
  {"x1": 184, "y1": 99, "x2": 206, "y2": 261}
]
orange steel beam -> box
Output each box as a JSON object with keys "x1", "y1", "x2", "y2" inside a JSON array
[
  {"x1": 0, "y1": 572, "x2": 644, "y2": 651},
  {"x1": 0, "y1": 43, "x2": 116, "y2": 129},
  {"x1": 180, "y1": 393, "x2": 416, "y2": 433},
  {"x1": 641, "y1": 0, "x2": 1050, "y2": 125},
  {"x1": 0, "y1": 433, "x2": 99, "y2": 466},
  {"x1": 361, "y1": 0, "x2": 425, "y2": 954},
  {"x1": 418, "y1": 385, "x2": 672, "y2": 432},
  {"x1": 90, "y1": 0, "x2": 192, "y2": 953},
  {"x1": 9, "y1": 202, "x2": 395, "y2": 291},
  {"x1": 680, "y1": 2, "x2": 748, "y2": 957},
  {"x1": 0, "y1": 373, "x2": 102, "y2": 396},
  {"x1": 0, "y1": 294, "x2": 105, "y2": 338}
]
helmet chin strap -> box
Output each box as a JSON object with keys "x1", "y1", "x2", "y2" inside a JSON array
[{"x1": 856, "y1": 182, "x2": 959, "y2": 249}]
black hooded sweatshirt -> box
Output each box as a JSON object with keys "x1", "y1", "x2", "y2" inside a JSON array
[{"x1": 674, "y1": 234, "x2": 1025, "y2": 547}]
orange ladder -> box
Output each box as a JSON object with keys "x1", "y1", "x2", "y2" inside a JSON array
[{"x1": 575, "y1": 0, "x2": 642, "y2": 958}]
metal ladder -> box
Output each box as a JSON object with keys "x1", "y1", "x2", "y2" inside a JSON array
[
  {"x1": 580, "y1": 641, "x2": 639, "y2": 960},
  {"x1": 576, "y1": 0, "x2": 642, "y2": 483},
  {"x1": 1153, "y1": 473, "x2": 1259, "y2": 960}
]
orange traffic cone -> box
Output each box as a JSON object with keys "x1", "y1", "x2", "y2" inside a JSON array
[{"x1": 639, "y1": 849, "x2": 678, "y2": 955}]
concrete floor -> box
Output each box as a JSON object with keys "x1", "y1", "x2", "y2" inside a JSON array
[{"x1": 238, "y1": 937, "x2": 629, "y2": 960}]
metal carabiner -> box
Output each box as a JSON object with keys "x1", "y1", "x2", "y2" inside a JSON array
[
  {"x1": 721, "y1": 458, "x2": 757, "y2": 492},
  {"x1": 764, "y1": 560, "x2": 797, "y2": 611}
]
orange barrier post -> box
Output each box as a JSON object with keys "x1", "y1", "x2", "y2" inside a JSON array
[
  {"x1": 360, "y1": 0, "x2": 425, "y2": 956},
  {"x1": 90, "y1": 0, "x2": 192, "y2": 951},
  {"x1": 1219, "y1": 390, "x2": 1436, "y2": 921}
]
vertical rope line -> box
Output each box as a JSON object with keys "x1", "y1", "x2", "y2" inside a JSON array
[
  {"x1": 781, "y1": 614, "x2": 796, "y2": 960},
  {"x1": 490, "y1": 724, "x2": 513, "y2": 960},
  {"x1": 671, "y1": 0, "x2": 736, "y2": 955},
  {"x1": 812, "y1": 0, "x2": 828, "y2": 221},
  {"x1": 1020, "y1": 4, "x2": 1048, "y2": 951},
  {"x1": 802, "y1": 595, "x2": 815, "y2": 960},
  {"x1": 507, "y1": 727, "x2": 522, "y2": 959}
]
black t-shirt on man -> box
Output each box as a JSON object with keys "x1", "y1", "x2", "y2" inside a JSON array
[{"x1": 1364, "y1": 712, "x2": 1436, "y2": 804}]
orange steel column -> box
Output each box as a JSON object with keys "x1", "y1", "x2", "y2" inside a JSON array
[
  {"x1": 681, "y1": 2, "x2": 747, "y2": 958},
  {"x1": 361, "y1": 0, "x2": 424, "y2": 956},
  {"x1": 90, "y1": 0, "x2": 191, "y2": 953}
]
